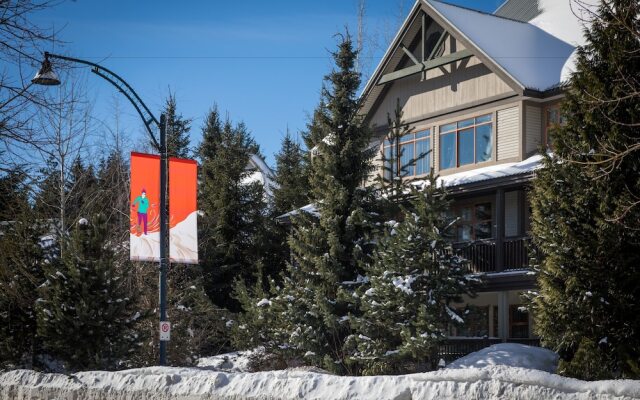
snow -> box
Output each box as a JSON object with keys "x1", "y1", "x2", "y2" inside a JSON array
[
  {"x1": 242, "y1": 154, "x2": 276, "y2": 198},
  {"x1": 413, "y1": 154, "x2": 543, "y2": 189},
  {"x1": 426, "y1": 0, "x2": 575, "y2": 91},
  {"x1": 3, "y1": 363, "x2": 640, "y2": 400},
  {"x1": 256, "y1": 298, "x2": 272, "y2": 307},
  {"x1": 529, "y1": 0, "x2": 599, "y2": 83},
  {"x1": 447, "y1": 343, "x2": 559, "y2": 373},
  {"x1": 1, "y1": 346, "x2": 637, "y2": 399}
]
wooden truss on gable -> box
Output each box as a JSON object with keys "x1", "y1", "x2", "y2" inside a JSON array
[{"x1": 377, "y1": 12, "x2": 473, "y2": 86}]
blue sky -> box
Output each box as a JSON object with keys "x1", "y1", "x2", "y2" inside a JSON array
[{"x1": 34, "y1": 0, "x2": 503, "y2": 166}]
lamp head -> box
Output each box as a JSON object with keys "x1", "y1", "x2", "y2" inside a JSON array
[{"x1": 32, "y1": 53, "x2": 60, "y2": 86}]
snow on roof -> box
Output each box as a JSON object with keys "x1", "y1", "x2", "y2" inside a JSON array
[
  {"x1": 277, "y1": 202, "x2": 319, "y2": 221},
  {"x1": 278, "y1": 155, "x2": 543, "y2": 221},
  {"x1": 414, "y1": 154, "x2": 543, "y2": 189},
  {"x1": 242, "y1": 154, "x2": 277, "y2": 198},
  {"x1": 529, "y1": 0, "x2": 598, "y2": 83},
  {"x1": 426, "y1": 0, "x2": 576, "y2": 91}
]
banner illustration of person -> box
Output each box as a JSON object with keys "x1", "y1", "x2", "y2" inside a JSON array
[
  {"x1": 130, "y1": 152, "x2": 198, "y2": 264},
  {"x1": 130, "y1": 153, "x2": 161, "y2": 262},
  {"x1": 132, "y1": 189, "x2": 150, "y2": 235}
]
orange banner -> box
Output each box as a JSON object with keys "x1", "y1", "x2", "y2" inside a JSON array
[
  {"x1": 168, "y1": 157, "x2": 198, "y2": 264},
  {"x1": 129, "y1": 152, "x2": 198, "y2": 264}
]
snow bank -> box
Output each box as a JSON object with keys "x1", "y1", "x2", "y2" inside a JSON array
[
  {"x1": 447, "y1": 343, "x2": 559, "y2": 373},
  {"x1": 2, "y1": 364, "x2": 640, "y2": 400},
  {"x1": 197, "y1": 349, "x2": 257, "y2": 373}
]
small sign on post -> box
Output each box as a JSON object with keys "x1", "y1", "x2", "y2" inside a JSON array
[{"x1": 160, "y1": 321, "x2": 171, "y2": 341}]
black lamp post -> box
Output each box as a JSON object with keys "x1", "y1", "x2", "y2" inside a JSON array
[{"x1": 33, "y1": 52, "x2": 171, "y2": 366}]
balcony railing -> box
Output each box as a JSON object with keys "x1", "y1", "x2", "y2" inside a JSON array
[
  {"x1": 438, "y1": 337, "x2": 541, "y2": 363},
  {"x1": 452, "y1": 236, "x2": 531, "y2": 273}
]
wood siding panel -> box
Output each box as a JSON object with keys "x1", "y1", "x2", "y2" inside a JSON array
[
  {"x1": 525, "y1": 105, "x2": 542, "y2": 155},
  {"x1": 369, "y1": 54, "x2": 514, "y2": 128},
  {"x1": 497, "y1": 106, "x2": 520, "y2": 161},
  {"x1": 505, "y1": 190, "x2": 520, "y2": 237}
]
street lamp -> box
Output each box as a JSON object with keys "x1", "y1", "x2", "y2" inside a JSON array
[{"x1": 33, "y1": 51, "x2": 171, "y2": 366}]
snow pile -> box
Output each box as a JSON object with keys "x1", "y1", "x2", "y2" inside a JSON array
[
  {"x1": 197, "y1": 349, "x2": 258, "y2": 372},
  {"x1": 447, "y1": 343, "x2": 559, "y2": 373},
  {"x1": 2, "y1": 364, "x2": 640, "y2": 400}
]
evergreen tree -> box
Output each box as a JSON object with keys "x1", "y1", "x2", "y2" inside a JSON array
[
  {"x1": 36, "y1": 214, "x2": 140, "y2": 371},
  {"x1": 95, "y1": 150, "x2": 130, "y2": 237},
  {"x1": 272, "y1": 132, "x2": 309, "y2": 217},
  {"x1": 161, "y1": 93, "x2": 192, "y2": 158},
  {"x1": 529, "y1": 0, "x2": 640, "y2": 380},
  {"x1": 66, "y1": 157, "x2": 98, "y2": 226},
  {"x1": 0, "y1": 170, "x2": 47, "y2": 368},
  {"x1": 0, "y1": 167, "x2": 30, "y2": 221},
  {"x1": 348, "y1": 175, "x2": 477, "y2": 375},
  {"x1": 198, "y1": 105, "x2": 265, "y2": 311},
  {"x1": 263, "y1": 33, "x2": 379, "y2": 374}
]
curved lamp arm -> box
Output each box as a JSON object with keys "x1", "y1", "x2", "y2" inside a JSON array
[{"x1": 44, "y1": 52, "x2": 161, "y2": 151}]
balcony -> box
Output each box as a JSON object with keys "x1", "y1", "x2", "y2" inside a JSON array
[
  {"x1": 438, "y1": 337, "x2": 541, "y2": 363},
  {"x1": 452, "y1": 236, "x2": 532, "y2": 273}
]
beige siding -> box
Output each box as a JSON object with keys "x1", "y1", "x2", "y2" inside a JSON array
[
  {"x1": 525, "y1": 105, "x2": 542, "y2": 155},
  {"x1": 369, "y1": 52, "x2": 514, "y2": 128},
  {"x1": 497, "y1": 106, "x2": 520, "y2": 161},
  {"x1": 505, "y1": 190, "x2": 520, "y2": 237}
]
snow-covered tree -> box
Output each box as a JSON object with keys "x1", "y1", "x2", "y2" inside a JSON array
[
  {"x1": 36, "y1": 214, "x2": 140, "y2": 371},
  {"x1": 265, "y1": 33, "x2": 379, "y2": 374},
  {"x1": 529, "y1": 0, "x2": 640, "y2": 380},
  {"x1": 348, "y1": 174, "x2": 477, "y2": 375}
]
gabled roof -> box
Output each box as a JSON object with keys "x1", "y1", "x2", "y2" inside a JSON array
[
  {"x1": 427, "y1": 0, "x2": 574, "y2": 91},
  {"x1": 361, "y1": 0, "x2": 578, "y2": 115}
]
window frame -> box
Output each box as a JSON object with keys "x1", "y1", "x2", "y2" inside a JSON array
[
  {"x1": 450, "y1": 200, "x2": 494, "y2": 242},
  {"x1": 439, "y1": 114, "x2": 494, "y2": 170},
  {"x1": 509, "y1": 304, "x2": 530, "y2": 339},
  {"x1": 383, "y1": 128, "x2": 432, "y2": 178}
]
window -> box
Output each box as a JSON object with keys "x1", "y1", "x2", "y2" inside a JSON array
[
  {"x1": 450, "y1": 202, "x2": 493, "y2": 242},
  {"x1": 544, "y1": 104, "x2": 565, "y2": 148},
  {"x1": 457, "y1": 305, "x2": 490, "y2": 337},
  {"x1": 509, "y1": 304, "x2": 529, "y2": 338},
  {"x1": 440, "y1": 114, "x2": 493, "y2": 170},
  {"x1": 383, "y1": 129, "x2": 431, "y2": 178}
]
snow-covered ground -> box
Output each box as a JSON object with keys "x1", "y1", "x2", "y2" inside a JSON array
[
  {"x1": 2, "y1": 364, "x2": 639, "y2": 400},
  {"x1": 2, "y1": 344, "x2": 640, "y2": 400}
]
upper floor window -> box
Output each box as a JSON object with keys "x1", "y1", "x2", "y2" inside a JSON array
[
  {"x1": 440, "y1": 114, "x2": 493, "y2": 170},
  {"x1": 545, "y1": 104, "x2": 565, "y2": 148},
  {"x1": 383, "y1": 129, "x2": 431, "y2": 178}
]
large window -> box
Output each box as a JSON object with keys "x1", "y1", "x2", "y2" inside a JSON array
[
  {"x1": 440, "y1": 114, "x2": 493, "y2": 170},
  {"x1": 383, "y1": 129, "x2": 431, "y2": 178}
]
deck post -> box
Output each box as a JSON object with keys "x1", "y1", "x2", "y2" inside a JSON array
[{"x1": 495, "y1": 188, "x2": 505, "y2": 272}]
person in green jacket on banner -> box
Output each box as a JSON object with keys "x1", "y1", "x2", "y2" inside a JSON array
[{"x1": 132, "y1": 189, "x2": 150, "y2": 235}]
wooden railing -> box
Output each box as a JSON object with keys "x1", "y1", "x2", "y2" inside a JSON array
[
  {"x1": 453, "y1": 240, "x2": 496, "y2": 273},
  {"x1": 438, "y1": 337, "x2": 541, "y2": 363},
  {"x1": 452, "y1": 236, "x2": 532, "y2": 273}
]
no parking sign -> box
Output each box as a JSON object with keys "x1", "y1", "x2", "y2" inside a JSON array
[{"x1": 160, "y1": 321, "x2": 171, "y2": 341}]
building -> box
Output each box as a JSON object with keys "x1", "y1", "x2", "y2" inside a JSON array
[{"x1": 357, "y1": 0, "x2": 590, "y2": 358}]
